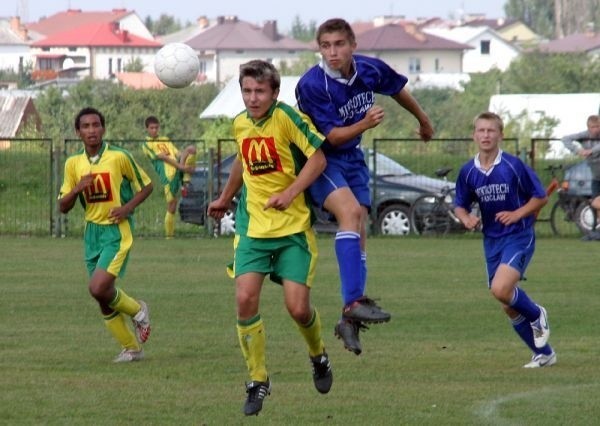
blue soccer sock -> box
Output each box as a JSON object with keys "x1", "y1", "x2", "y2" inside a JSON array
[
  {"x1": 335, "y1": 231, "x2": 362, "y2": 306},
  {"x1": 509, "y1": 288, "x2": 541, "y2": 322},
  {"x1": 360, "y1": 251, "x2": 367, "y2": 296},
  {"x1": 511, "y1": 314, "x2": 553, "y2": 355}
]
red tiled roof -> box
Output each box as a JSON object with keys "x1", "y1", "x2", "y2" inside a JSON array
[
  {"x1": 187, "y1": 18, "x2": 309, "y2": 50},
  {"x1": 27, "y1": 9, "x2": 132, "y2": 36},
  {"x1": 32, "y1": 22, "x2": 160, "y2": 48},
  {"x1": 356, "y1": 23, "x2": 471, "y2": 51},
  {"x1": 538, "y1": 32, "x2": 600, "y2": 53}
]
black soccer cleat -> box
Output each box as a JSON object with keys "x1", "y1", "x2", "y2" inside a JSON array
[
  {"x1": 342, "y1": 296, "x2": 391, "y2": 323},
  {"x1": 310, "y1": 352, "x2": 333, "y2": 394},
  {"x1": 335, "y1": 320, "x2": 369, "y2": 355},
  {"x1": 243, "y1": 378, "x2": 271, "y2": 416}
]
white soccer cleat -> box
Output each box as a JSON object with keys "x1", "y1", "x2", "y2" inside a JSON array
[
  {"x1": 523, "y1": 351, "x2": 556, "y2": 368},
  {"x1": 113, "y1": 348, "x2": 144, "y2": 363},
  {"x1": 531, "y1": 305, "x2": 550, "y2": 348},
  {"x1": 133, "y1": 300, "x2": 151, "y2": 343}
]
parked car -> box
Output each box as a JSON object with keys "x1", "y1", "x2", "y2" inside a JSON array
[{"x1": 179, "y1": 150, "x2": 458, "y2": 236}]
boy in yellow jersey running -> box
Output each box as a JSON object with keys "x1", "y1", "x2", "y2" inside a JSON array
[
  {"x1": 142, "y1": 116, "x2": 197, "y2": 239},
  {"x1": 207, "y1": 60, "x2": 331, "y2": 416},
  {"x1": 59, "y1": 107, "x2": 153, "y2": 363}
]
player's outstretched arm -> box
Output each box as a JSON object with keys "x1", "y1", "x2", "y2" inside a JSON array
[{"x1": 392, "y1": 88, "x2": 434, "y2": 142}]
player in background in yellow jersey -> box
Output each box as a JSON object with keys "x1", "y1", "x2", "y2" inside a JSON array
[
  {"x1": 142, "y1": 116, "x2": 197, "y2": 239},
  {"x1": 59, "y1": 107, "x2": 153, "y2": 363},
  {"x1": 207, "y1": 60, "x2": 331, "y2": 416}
]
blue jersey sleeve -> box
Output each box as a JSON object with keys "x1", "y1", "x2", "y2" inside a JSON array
[
  {"x1": 454, "y1": 163, "x2": 475, "y2": 211},
  {"x1": 354, "y1": 55, "x2": 408, "y2": 96},
  {"x1": 295, "y1": 69, "x2": 342, "y2": 139}
]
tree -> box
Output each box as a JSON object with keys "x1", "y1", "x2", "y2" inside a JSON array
[
  {"x1": 279, "y1": 52, "x2": 318, "y2": 76},
  {"x1": 123, "y1": 57, "x2": 144, "y2": 72},
  {"x1": 144, "y1": 14, "x2": 183, "y2": 36},
  {"x1": 501, "y1": 51, "x2": 600, "y2": 93},
  {"x1": 289, "y1": 15, "x2": 317, "y2": 41},
  {"x1": 554, "y1": 0, "x2": 600, "y2": 37},
  {"x1": 505, "y1": 0, "x2": 555, "y2": 39},
  {"x1": 32, "y1": 79, "x2": 219, "y2": 142},
  {"x1": 505, "y1": 0, "x2": 600, "y2": 38}
]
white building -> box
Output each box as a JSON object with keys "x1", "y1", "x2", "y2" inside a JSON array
[{"x1": 423, "y1": 26, "x2": 520, "y2": 73}]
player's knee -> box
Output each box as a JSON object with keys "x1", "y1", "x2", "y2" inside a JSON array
[
  {"x1": 287, "y1": 305, "x2": 310, "y2": 324},
  {"x1": 489, "y1": 285, "x2": 512, "y2": 304},
  {"x1": 335, "y1": 203, "x2": 362, "y2": 230}
]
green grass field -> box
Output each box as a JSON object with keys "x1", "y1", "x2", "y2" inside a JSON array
[{"x1": 1, "y1": 235, "x2": 599, "y2": 425}]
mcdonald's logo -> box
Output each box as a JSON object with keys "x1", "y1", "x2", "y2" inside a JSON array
[
  {"x1": 242, "y1": 137, "x2": 282, "y2": 175},
  {"x1": 84, "y1": 173, "x2": 113, "y2": 203}
]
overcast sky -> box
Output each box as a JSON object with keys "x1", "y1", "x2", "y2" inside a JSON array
[{"x1": 3, "y1": 0, "x2": 507, "y2": 31}]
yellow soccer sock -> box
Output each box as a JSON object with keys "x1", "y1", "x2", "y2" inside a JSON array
[
  {"x1": 237, "y1": 315, "x2": 268, "y2": 382},
  {"x1": 183, "y1": 152, "x2": 197, "y2": 183},
  {"x1": 104, "y1": 311, "x2": 140, "y2": 350},
  {"x1": 165, "y1": 211, "x2": 175, "y2": 238},
  {"x1": 108, "y1": 287, "x2": 141, "y2": 317},
  {"x1": 296, "y1": 308, "x2": 325, "y2": 357}
]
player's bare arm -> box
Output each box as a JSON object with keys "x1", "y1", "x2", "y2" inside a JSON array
[
  {"x1": 208, "y1": 158, "x2": 243, "y2": 220},
  {"x1": 264, "y1": 150, "x2": 326, "y2": 211},
  {"x1": 325, "y1": 106, "x2": 384, "y2": 147},
  {"x1": 59, "y1": 173, "x2": 94, "y2": 214},
  {"x1": 495, "y1": 196, "x2": 548, "y2": 225},
  {"x1": 454, "y1": 206, "x2": 481, "y2": 231},
  {"x1": 392, "y1": 88, "x2": 434, "y2": 142},
  {"x1": 107, "y1": 183, "x2": 153, "y2": 223}
]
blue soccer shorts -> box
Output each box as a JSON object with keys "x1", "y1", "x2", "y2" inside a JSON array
[
  {"x1": 309, "y1": 147, "x2": 371, "y2": 210},
  {"x1": 483, "y1": 228, "x2": 535, "y2": 287}
]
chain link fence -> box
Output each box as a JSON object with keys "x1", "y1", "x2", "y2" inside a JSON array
[{"x1": 1, "y1": 136, "x2": 589, "y2": 238}]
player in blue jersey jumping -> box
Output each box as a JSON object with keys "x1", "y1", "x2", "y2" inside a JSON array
[
  {"x1": 295, "y1": 18, "x2": 434, "y2": 355},
  {"x1": 454, "y1": 112, "x2": 555, "y2": 368}
]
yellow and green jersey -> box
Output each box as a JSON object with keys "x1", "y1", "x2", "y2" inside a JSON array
[
  {"x1": 59, "y1": 142, "x2": 152, "y2": 224},
  {"x1": 233, "y1": 101, "x2": 325, "y2": 238},
  {"x1": 142, "y1": 136, "x2": 180, "y2": 185}
]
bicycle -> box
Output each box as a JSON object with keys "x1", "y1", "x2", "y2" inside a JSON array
[
  {"x1": 410, "y1": 167, "x2": 469, "y2": 236},
  {"x1": 541, "y1": 163, "x2": 593, "y2": 237}
]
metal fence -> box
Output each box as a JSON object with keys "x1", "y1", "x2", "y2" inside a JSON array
[
  {"x1": 0, "y1": 136, "x2": 586, "y2": 237},
  {"x1": 0, "y1": 138, "x2": 208, "y2": 238}
]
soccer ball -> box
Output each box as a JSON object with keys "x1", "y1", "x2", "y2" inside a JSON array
[{"x1": 154, "y1": 43, "x2": 200, "y2": 88}]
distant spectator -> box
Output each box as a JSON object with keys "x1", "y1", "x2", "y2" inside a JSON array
[{"x1": 562, "y1": 115, "x2": 600, "y2": 240}]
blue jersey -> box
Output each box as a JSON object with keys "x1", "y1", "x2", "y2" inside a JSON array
[
  {"x1": 454, "y1": 150, "x2": 546, "y2": 238},
  {"x1": 295, "y1": 55, "x2": 407, "y2": 153}
]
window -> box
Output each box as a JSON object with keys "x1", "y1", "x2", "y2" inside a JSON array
[
  {"x1": 108, "y1": 58, "x2": 113, "y2": 75},
  {"x1": 435, "y1": 58, "x2": 440, "y2": 72},
  {"x1": 409, "y1": 57, "x2": 421, "y2": 73},
  {"x1": 480, "y1": 40, "x2": 490, "y2": 55},
  {"x1": 198, "y1": 61, "x2": 206, "y2": 74}
]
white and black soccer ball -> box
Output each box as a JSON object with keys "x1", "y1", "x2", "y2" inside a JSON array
[{"x1": 154, "y1": 43, "x2": 200, "y2": 88}]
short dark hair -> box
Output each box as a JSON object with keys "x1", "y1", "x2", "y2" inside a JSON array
[
  {"x1": 316, "y1": 18, "x2": 355, "y2": 45},
  {"x1": 74, "y1": 107, "x2": 105, "y2": 130},
  {"x1": 587, "y1": 115, "x2": 600, "y2": 126},
  {"x1": 473, "y1": 111, "x2": 504, "y2": 132},
  {"x1": 145, "y1": 116, "x2": 159, "y2": 128},
  {"x1": 238, "y1": 60, "x2": 280, "y2": 91}
]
